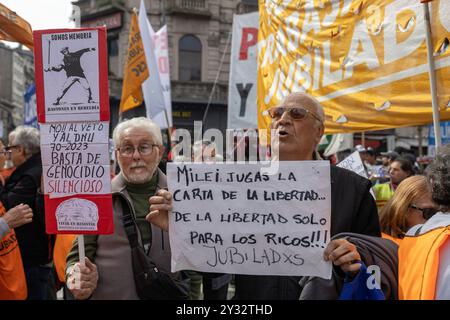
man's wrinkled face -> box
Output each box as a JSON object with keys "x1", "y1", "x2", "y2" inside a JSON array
[
  {"x1": 269, "y1": 94, "x2": 324, "y2": 161},
  {"x1": 116, "y1": 127, "x2": 163, "y2": 184}
]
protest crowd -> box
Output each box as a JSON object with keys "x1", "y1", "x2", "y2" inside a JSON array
[
  {"x1": 1, "y1": 0, "x2": 450, "y2": 302},
  {"x1": 1, "y1": 94, "x2": 450, "y2": 301}
]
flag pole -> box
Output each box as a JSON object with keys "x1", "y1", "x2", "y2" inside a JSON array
[
  {"x1": 163, "y1": 109, "x2": 172, "y2": 149},
  {"x1": 73, "y1": 5, "x2": 86, "y2": 268},
  {"x1": 422, "y1": 0, "x2": 442, "y2": 149}
]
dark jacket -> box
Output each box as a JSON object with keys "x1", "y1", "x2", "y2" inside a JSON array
[
  {"x1": 0, "y1": 153, "x2": 50, "y2": 267},
  {"x1": 234, "y1": 165, "x2": 381, "y2": 300},
  {"x1": 297, "y1": 232, "x2": 398, "y2": 300}
]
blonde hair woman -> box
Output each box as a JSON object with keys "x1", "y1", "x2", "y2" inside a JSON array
[{"x1": 380, "y1": 175, "x2": 438, "y2": 243}]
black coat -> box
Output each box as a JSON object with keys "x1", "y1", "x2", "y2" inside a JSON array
[
  {"x1": 0, "y1": 153, "x2": 50, "y2": 267},
  {"x1": 234, "y1": 165, "x2": 381, "y2": 300}
]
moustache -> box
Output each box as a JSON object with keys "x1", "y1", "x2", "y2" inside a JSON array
[{"x1": 130, "y1": 162, "x2": 147, "y2": 169}]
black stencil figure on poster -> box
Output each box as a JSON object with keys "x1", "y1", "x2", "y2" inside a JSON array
[{"x1": 45, "y1": 47, "x2": 96, "y2": 105}]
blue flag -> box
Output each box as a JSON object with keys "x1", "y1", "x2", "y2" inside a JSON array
[
  {"x1": 24, "y1": 84, "x2": 38, "y2": 128},
  {"x1": 428, "y1": 121, "x2": 450, "y2": 156}
]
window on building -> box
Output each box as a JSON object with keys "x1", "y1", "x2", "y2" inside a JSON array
[
  {"x1": 179, "y1": 35, "x2": 202, "y2": 81},
  {"x1": 108, "y1": 37, "x2": 119, "y2": 76}
]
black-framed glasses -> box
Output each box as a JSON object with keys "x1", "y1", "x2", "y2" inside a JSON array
[
  {"x1": 4, "y1": 145, "x2": 19, "y2": 151},
  {"x1": 264, "y1": 106, "x2": 323, "y2": 123},
  {"x1": 409, "y1": 204, "x2": 438, "y2": 219},
  {"x1": 117, "y1": 144, "x2": 159, "y2": 157}
]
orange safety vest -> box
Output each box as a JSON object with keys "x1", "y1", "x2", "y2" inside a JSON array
[
  {"x1": 53, "y1": 234, "x2": 76, "y2": 283},
  {"x1": 0, "y1": 202, "x2": 27, "y2": 300},
  {"x1": 381, "y1": 232, "x2": 402, "y2": 246},
  {"x1": 398, "y1": 226, "x2": 450, "y2": 300}
]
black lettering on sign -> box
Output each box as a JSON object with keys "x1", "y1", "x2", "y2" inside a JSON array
[
  {"x1": 263, "y1": 189, "x2": 321, "y2": 201},
  {"x1": 222, "y1": 190, "x2": 237, "y2": 200},
  {"x1": 173, "y1": 188, "x2": 213, "y2": 201},
  {"x1": 189, "y1": 231, "x2": 223, "y2": 245},
  {"x1": 292, "y1": 214, "x2": 327, "y2": 225},
  {"x1": 195, "y1": 212, "x2": 212, "y2": 222},
  {"x1": 236, "y1": 83, "x2": 253, "y2": 117},
  {"x1": 232, "y1": 233, "x2": 256, "y2": 245},
  {"x1": 174, "y1": 211, "x2": 191, "y2": 222},
  {"x1": 176, "y1": 166, "x2": 218, "y2": 187}
]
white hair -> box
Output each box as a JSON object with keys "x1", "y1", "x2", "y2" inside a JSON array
[
  {"x1": 112, "y1": 117, "x2": 162, "y2": 147},
  {"x1": 9, "y1": 126, "x2": 40, "y2": 155}
]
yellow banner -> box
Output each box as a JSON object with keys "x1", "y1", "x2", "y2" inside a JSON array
[
  {"x1": 0, "y1": 3, "x2": 33, "y2": 50},
  {"x1": 258, "y1": 0, "x2": 450, "y2": 134},
  {"x1": 119, "y1": 11, "x2": 149, "y2": 113}
]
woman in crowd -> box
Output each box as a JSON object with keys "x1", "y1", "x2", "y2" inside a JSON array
[
  {"x1": 399, "y1": 145, "x2": 450, "y2": 299},
  {"x1": 379, "y1": 175, "x2": 438, "y2": 244}
]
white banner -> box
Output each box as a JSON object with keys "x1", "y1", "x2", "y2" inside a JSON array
[
  {"x1": 151, "y1": 26, "x2": 173, "y2": 129},
  {"x1": 167, "y1": 162, "x2": 332, "y2": 278},
  {"x1": 139, "y1": 0, "x2": 171, "y2": 129},
  {"x1": 227, "y1": 12, "x2": 258, "y2": 129}
]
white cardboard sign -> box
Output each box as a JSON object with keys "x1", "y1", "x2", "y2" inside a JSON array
[
  {"x1": 167, "y1": 161, "x2": 332, "y2": 278},
  {"x1": 40, "y1": 122, "x2": 111, "y2": 198},
  {"x1": 337, "y1": 151, "x2": 367, "y2": 178}
]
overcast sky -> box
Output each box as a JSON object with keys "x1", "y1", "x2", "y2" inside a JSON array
[{"x1": 2, "y1": 0, "x2": 75, "y2": 47}]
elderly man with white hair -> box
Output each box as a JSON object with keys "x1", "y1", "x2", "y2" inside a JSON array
[
  {"x1": 65, "y1": 117, "x2": 189, "y2": 300},
  {"x1": 0, "y1": 125, "x2": 51, "y2": 300}
]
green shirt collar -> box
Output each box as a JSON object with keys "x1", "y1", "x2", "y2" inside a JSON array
[{"x1": 124, "y1": 171, "x2": 158, "y2": 194}]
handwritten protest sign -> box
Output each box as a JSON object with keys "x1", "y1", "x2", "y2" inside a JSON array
[
  {"x1": 167, "y1": 161, "x2": 332, "y2": 278},
  {"x1": 337, "y1": 151, "x2": 367, "y2": 178},
  {"x1": 40, "y1": 122, "x2": 111, "y2": 198},
  {"x1": 337, "y1": 151, "x2": 376, "y2": 199},
  {"x1": 39, "y1": 121, "x2": 113, "y2": 234},
  {"x1": 33, "y1": 27, "x2": 113, "y2": 235}
]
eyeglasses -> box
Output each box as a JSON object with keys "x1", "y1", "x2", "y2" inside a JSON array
[
  {"x1": 265, "y1": 106, "x2": 323, "y2": 123},
  {"x1": 409, "y1": 204, "x2": 438, "y2": 220},
  {"x1": 3, "y1": 145, "x2": 19, "y2": 152},
  {"x1": 117, "y1": 144, "x2": 159, "y2": 157}
]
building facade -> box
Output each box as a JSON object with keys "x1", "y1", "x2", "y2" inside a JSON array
[
  {"x1": 75, "y1": 0, "x2": 257, "y2": 140},
  {"x1": 0, "y1": 43, "x2": 34, "y2": 139}
]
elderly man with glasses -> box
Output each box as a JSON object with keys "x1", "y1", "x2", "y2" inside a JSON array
[
  {"x1": 147, "y1": 92, "x2": 381, "y2": 300},
  {"x1": 0, "y1": 126, "x2": 53, "y2": 300},
  {"x1": 65, "y1": 117, "x2": 188, "y2": 300}
]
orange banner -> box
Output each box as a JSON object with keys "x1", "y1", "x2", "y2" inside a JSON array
[
  {"x1": 119, "y1": 11, "x2": 149, "y2": 113},
  {"x1": 258, "y1": 0, "x2": 450, "y2": 134},
  {"x1": 0, "y1": 3, "x2": 33, "y2": 49}
]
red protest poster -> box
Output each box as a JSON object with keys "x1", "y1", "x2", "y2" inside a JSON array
[
  {"x1": 44, "y1": 194, "x2": 114, "y2": 234},
  {"x1": 33, "y1": 27, "x2": 113, "y2": 235},
  {"x1": 33, "y1": 27, "x2": 109, "y2": 123},
  {"x1": 39, "y1": 122, "x2": 114, "y2": 234}
]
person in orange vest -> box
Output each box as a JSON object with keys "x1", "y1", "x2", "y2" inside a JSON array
[
  {"x1": 399, "y1": 145, "x2": 450, "y2": 300},
  {"x1": 379, "y1": 175, "x2": 438, "y2": 245},
  {"x1": 52, "y1": 234, "x2": 76, "y2": 299},
  {"x1": 0, "y1": 202, "x2": 33, "y2": 300}
]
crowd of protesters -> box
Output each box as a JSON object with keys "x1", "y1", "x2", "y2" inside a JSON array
[{"x1": 1, "y1": 93, "x2": 450, "y2": 300}]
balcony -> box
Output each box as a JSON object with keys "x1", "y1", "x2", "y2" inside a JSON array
[
  {"x1": 166, "y1": 0, "x2": 211, "y2": 18},
  {"x1": 172, "y1": 81, "x2": 228, "y2": 105}
]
